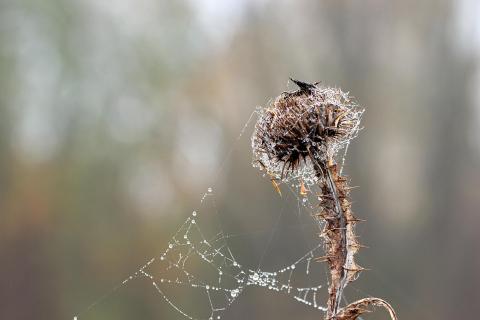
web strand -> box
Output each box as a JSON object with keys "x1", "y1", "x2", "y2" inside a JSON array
[{"x1": 74, "y1": 110, "x2": 331, "y2": 320}]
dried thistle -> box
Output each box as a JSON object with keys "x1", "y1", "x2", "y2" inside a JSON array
[
  {"x1": 252, "y1": 79, "x2": 397, "y2": 320},
  {"x1": 252, "y1": 79, "x2": 363, "y2": 186}
]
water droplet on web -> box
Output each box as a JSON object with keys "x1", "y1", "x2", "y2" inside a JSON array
[{"x1": 76, "y1": 104, "x2": 335, "y2": 318}]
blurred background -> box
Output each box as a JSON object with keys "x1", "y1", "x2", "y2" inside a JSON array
[{"x1": 1, "y1": 0, "x2": 480, "y2": 319}]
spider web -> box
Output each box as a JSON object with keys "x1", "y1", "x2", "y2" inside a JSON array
[{"x1": 73, "y1": 108, "x2": 355, "y2": 320}]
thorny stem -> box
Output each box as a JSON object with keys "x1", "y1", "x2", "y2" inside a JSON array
[
  {"x1": 325, "y1": 163, "x2": 348, "y2": 315},
  {"x1": 313, "y1": 155, "x2": 351, "y2": 318},
  {"x1": 314, "y1": 155, "x2": 397, "y2": 320}
]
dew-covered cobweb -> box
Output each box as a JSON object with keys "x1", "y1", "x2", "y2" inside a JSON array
[{"x1": 73, "y1": 106, "x2": 357, "y2": 320}]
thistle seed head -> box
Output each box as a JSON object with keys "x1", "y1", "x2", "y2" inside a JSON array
[{"x1": 252, "y1": 80, "x2": 363, "y2": 185}]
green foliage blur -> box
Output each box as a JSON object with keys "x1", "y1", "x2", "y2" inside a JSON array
[{"x1": 1, "y1": 0, "x2": 479, "y2": 319}]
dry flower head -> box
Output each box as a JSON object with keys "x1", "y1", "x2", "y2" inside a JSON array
[{"x1": 252, "y1": 80, "x2": 363, "y2": 185}]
